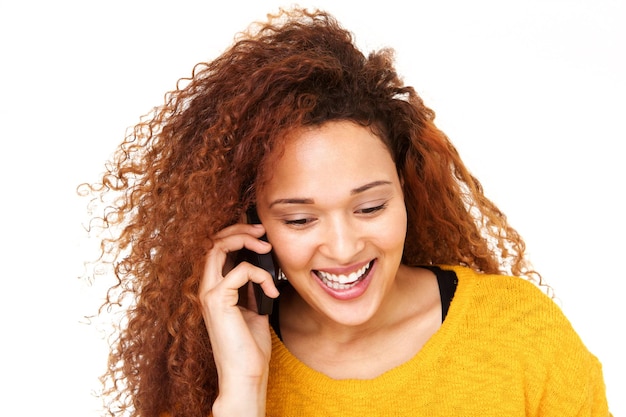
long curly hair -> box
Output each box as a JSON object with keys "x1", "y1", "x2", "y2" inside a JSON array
[{"x1": 81, "y1": 7, "x2": 541, "y2": 417}]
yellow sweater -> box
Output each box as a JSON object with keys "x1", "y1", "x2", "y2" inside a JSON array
[{"x1": 265, "y1": 265, "x2": 611, "y2": 416}]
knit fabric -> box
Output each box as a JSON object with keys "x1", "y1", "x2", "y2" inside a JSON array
[{"x1": 265, "y1": 265, "x2": 611, "y2": 416}]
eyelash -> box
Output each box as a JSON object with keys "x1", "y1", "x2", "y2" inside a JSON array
[
  {"x1": 357, "y1": 203, "x2": 387, "y2": 215},
  {"x1": 283, "y1": 203, "x2": 388, "y2": 226},
  {"x1": 284, "y1": 218, "x2": 312, "y2": 226}
]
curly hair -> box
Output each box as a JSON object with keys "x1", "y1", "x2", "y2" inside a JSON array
[{"x1": 82, "y1": 7, "x2": 541, "y2": 417}]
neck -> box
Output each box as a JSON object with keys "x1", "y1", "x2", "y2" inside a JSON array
[
  {"x1": 276, "y1": 265, "x2": 442, "y2": 379},
  {"x1": 280, "y1": 265, "x2": 438, "y2": 344}
]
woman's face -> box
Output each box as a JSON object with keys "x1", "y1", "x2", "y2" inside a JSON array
[{"x1": 256, "y1": 120, "x2": 407, "y2": 327}]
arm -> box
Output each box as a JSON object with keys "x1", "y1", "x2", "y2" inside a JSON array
[
  {"x1": 539, "y1": 349, "x2": 611, "y2": 416},
  {"x1": 532, "y1": 302, "x2": 611, "y2": 416}
]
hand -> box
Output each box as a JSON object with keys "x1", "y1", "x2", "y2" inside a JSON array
[{"x1": 198, "y1": 223, "x2": 279, "y2": 415}]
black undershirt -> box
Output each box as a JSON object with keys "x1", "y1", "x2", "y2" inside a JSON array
[
  {"x1": 421, "y1": 265, "x2": 458, "y2": 321},
  {"x1": 269, "y1": 266, "x2": 458, "y2": 341}
]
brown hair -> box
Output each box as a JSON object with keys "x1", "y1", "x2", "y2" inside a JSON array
[{"x1": 82, "y1": 7, "x2": 540, "y2": 417}]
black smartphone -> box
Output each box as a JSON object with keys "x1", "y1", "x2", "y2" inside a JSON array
[{"x1": 235, "y1": 207, "x2": 278, "y2": 315}]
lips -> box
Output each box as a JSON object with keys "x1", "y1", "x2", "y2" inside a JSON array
[{"x1": 314, "y1": 260, "x2": 374, "y2": 290}]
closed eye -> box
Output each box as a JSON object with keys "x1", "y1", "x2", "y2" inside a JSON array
[
  {"x1": 357, "y1": 203, "x2": 388, "y2": 215},
  {"x1": 283, "y1": 217, "x2": 316, "y2": 227},
  {"x1": 284, "y1": 218, "x2": 307, "y2": 225}
]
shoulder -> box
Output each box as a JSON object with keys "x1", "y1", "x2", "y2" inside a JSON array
[
  {"x1": 439, "y1": 265, "x2": 579, "y2": 341},
  {"x1": 433, "y1": 265, "x2": 611, "y2": 416},
  {"x1": 439, "y1": 265, "x2": 600, "y2": 359},
  {"x1": 440, "y1": 263, "x2": 605, "y2": 364},
  {"x1": 428, "y1": 266, "x2": 607, "y2": 415},
  {"x1": 441, "y1": 264, "x2": 554, "y2": 309}
]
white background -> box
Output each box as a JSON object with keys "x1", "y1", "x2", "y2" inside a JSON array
[{"x1": 1, "y1": 0, "x2": 623, "y2": 415}]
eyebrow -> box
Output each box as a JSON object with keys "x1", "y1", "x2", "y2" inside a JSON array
[
  {"x1": 350, "y1": 180, "x2": 393, "y2": 195},
  {"x1": 269, "y1": 180, "x2": 393, "y2": 208}
]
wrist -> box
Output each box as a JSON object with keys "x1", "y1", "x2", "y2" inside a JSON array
[
  {"x1": 212, "y1": 376, "x2": 268, "y2": 417},
  {"x1": 212, "y1": 393, "x2": 266, "y2": 417}
]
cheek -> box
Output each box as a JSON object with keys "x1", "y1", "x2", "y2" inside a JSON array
[
  {"x1": 383, "y1": 228, "x2": 407, "y2": 258},
  {"x1": 267, "y1": 231, "x2": 314, "y2": 271},
  {"x1": 379, "y1": 205, "x2": 408, "y2": 248},
  {"x1": 381, "y1": 225, "x2": 408, "y2": 265}
]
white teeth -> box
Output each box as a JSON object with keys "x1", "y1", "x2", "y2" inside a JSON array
[{"x1": 316, "y1": 262, "x2": 371, "y2": 289}]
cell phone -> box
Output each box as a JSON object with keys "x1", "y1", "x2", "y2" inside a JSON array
[{"x1": 235, "y1": 207, "x2": 278, "y2": 315}]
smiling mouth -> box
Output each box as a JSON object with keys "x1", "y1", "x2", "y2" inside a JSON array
[{"x1": 314, "y1": 260, "x2": 375, "y2": 290}]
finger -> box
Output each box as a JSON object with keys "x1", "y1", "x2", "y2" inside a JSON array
[
  {"x1": 241, "y1": 278, "x2": 279, "y2": 314},
  {"x1": 203, "y1": 262, "x2": 279, "y2": 313},
  {"x1": 204, "y1": 236, "x2": 272, "y2": 281},
  {"x1": 213, "y1": 222, "x2": 266, "y2": 240},
  {"x1": 225, "y1": 262, "x2": 279, "y2": 298},
  {"x1": 216, "y1": 225, "x2": 266, "y2": 275},
  {"x1": 201, "y1": 228, "x2": 272, "y2": 292},
  {"x1": 209, "y1": 224, "x2": 270, "y2": 269}
]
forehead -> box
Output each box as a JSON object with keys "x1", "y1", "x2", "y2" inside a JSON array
[
  {"x1": 287, "y1": 121, "x2": 386, "y2": 160},
  {"x1": 257, "y1": 120, "x2": 397, "y2": 196}
]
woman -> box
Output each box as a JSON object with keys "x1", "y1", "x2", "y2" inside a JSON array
[{"x1": 86, "y1": 7, "x2": 611, "y2": 417}]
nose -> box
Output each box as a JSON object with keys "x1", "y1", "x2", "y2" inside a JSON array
[{"x1": 318, "y1": 214, "x2": 365, "y2": 264}]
